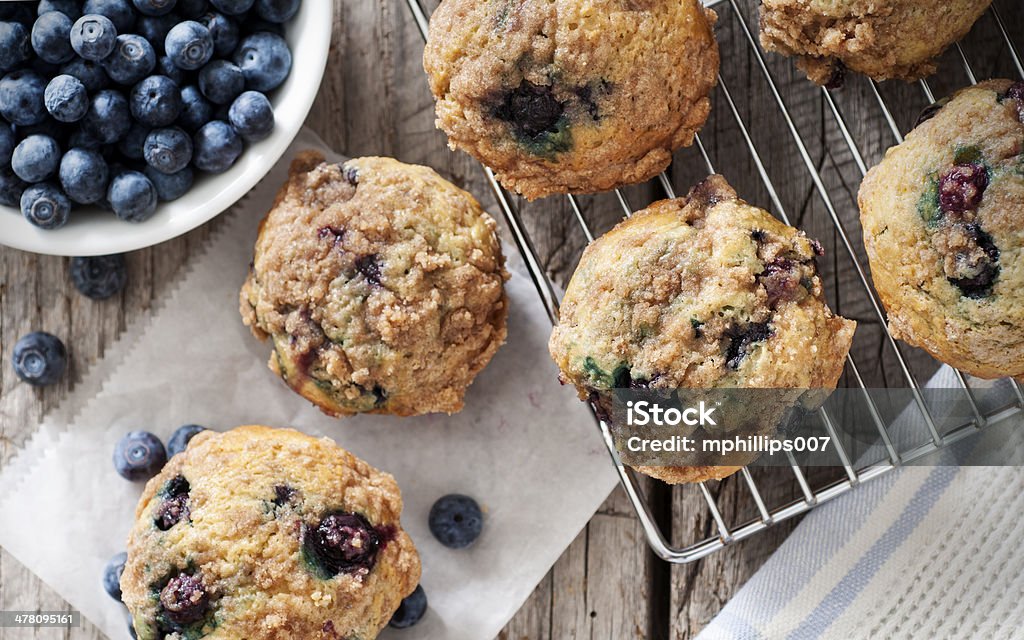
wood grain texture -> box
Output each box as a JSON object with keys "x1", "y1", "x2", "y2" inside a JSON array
[{"x1": 1, "y1": 1, "x2": 1022, "y2": 638}]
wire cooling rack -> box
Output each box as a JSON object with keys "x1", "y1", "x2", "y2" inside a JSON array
[{"x1": 406, "y1": 0, "x2": 1024, "y2": 562}]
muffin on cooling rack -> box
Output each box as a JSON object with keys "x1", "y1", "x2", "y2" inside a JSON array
[
  {"x1": 859, "y1": 80, "x2": 1024, "y2": 380},
  {"x1": 240, "y1": 151, "x2": 508, "y2": 417},
  {"x1": 549, "y1": 175, "x2": 856, "y2": 484},
  {"x1": 759, "y1": 0, "x2": 991, "y2": 85},
  {"x1": 121, "y1": 425, "x2": 421, "y2": 640},
  {"x1": 422, "y1": 0, "x2": 719, "y2": 200}
]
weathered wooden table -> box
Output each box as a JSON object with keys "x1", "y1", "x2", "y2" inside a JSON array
[{"x1": 2, "y1": 1, "x2": 1021, "y2": 637}]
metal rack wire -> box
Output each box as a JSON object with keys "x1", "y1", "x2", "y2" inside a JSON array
[{"x1": 406, "y1": 0, "x2": 1024, "y2": 562}]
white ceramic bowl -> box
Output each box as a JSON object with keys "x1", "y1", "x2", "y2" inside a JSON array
[{"x1": 0, "y1": 2, "x2": 332, "y2": 257}]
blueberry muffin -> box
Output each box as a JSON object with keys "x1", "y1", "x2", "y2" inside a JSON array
[
  {"x1": 121, "y1": 425, "x2": 421, "y2": 640},
  {"x1": 548, "y1": 176, "x2": 856, "y2": 484},
  {"x1": 759, "y1": 0, "x2": 991, "y2": 85},
  {"x1": 423, "y1": 0, "x2": 719, "y2": 200},
  {"x1": 859, "y1": 80, "x2": 1024, "y2": 380},
  {"x1": 240, "y1": 151, "x2": 509, "y2": 417}
]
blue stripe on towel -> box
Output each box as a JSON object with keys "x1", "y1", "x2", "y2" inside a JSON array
[
  {"x1": 721, "y1": 469, "x2": 901, "y2": 628},
  {"x1": 784, "y1": 465, "x2": 959, "y2": 640}
]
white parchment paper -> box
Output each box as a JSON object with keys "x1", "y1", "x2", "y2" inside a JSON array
[{"x1": 0, "y1": 128, "x2": 618, "y2": 640}]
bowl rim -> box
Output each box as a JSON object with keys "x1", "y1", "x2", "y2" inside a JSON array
[{"x1": 0, "y1": 2, "x2": 333, "y2": 257}]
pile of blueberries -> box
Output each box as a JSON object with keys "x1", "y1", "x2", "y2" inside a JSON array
[{"x1": 0, "y1": 0, "x2": 298, "y2": 230}]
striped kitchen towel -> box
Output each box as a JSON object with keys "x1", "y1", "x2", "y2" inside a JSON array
[{"x1": 697, "y1": 369, "x2": 1024, "y2": 640}]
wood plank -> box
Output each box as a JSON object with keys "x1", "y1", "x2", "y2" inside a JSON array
[
  {"x1": 501, "y1": 485, "x2": 663, "y2": 640},
  {"x1": 3, "y1": 1, "x2": 1021, "y2": 639}
]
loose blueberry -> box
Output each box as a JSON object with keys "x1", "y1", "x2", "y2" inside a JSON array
[
  {"x1": 210, "y1": 0, "x2": 255, "y2": 15},
  {"x1": 136, "y1": 13, "x2": 179, "y2": 53},
  {"x1": 0, "y1": 21, "x2": 31, "y2": 73},
  {"x1": 228, "y1": 90, "x2": 272, "y2": 141},
  {"x1": 156, "y1": 54, "x2": 185, "y2": 85},
  {"x1": 44, "y1": 74, "x2": 88, "y2": 122},
  {"x1": 108, "y1": 169, "x2": 158, "y2": 221},
  {"x1": 144, "y1": 126, "x2": 192, "y2": 173},
  {"x1": 428, "y1": 494, "x2": 482, "y2": 549},
  {"x1": 83, "y1": 89, "x2": 131, "y2": 143},
  {"x1": 255, "y1": 0, "x2": 299, "y2": 23},
  {"x1": 494, "y1": 80, "x2": 564, "y2": 139},
  {"x1": 107, "y1": 161, "x2": 132, "y2": 185},
  {"x1": 60, "y1": 147, "x2": 110, "y2": 203},
  {"x1": 131, "y1": 75, "x2": 183, "y2": 126},
  {"x1": 167, "y1": 423, "x2": 205, "y2": 456},
  {"x1": 0, "y1": 166, "x2": 27, "y2": 206},
  {"x1": 21, "y1": 182, "x2": 70, "y2": 229},
  {"x1": 83, "y1": 0, "x2": 136, "y2": 33},
  {"x1": 70, "y1": 14, "x2": 118, "y2": 61},
  {"x1": 198, "y1": 11, "x2": 238, "y2": 57},
  {"x1": 132, "y1": 0, "x2": 177, "y2": 17},
  {"x1": 103, "y1": 34, "x2": 156, "y2": 85},
  {"x1": 12, "y1": 331, "x2": 67, "y2": 386},
  {"x1": 165, "y1": 20, "x2": 213, "y2": 71},
  {"x1": 117, "y1": 122, "x2": 151, "y2": 159},
  {"x1": 303, "y1": 512, "x2": 382, "y2": 577},
  {"x1": 939, "y1": 162, "x2": 988, "y2": 215},
  {"x1": 0, "y1": 124, "x2": 13, "y2": 164},
  {"x1": 12, "y1": 134, "x2": 60, "y2": 182},
  {"x1": 192, "y1": 119, "x2": 240, "y2": 172},
  {"x1": 60, "y1": 58, "x2": 110, "y2": 92},
  {"x1": 113, "y1": 430, "x2": 167, "y2": 480},
  {"x1": 389, "y1": 585, "x2": 427, "y2": 629},
  {"x1": 198, "y1": 59, "x2": 243, "y2": 104},
  {"x1": 0, "y1": 70, "x2": 48, "y2": 126},
  {"x1": 31, "y1": 11, "x2": 75, "y2": 64},
  {"x1": 159, "y1": 573, "x2": 209, "y2": 625},
  {"x1": 177, "y1": 84, "x2": 213, "y2": 132},
  {"x1": 38, "y1": 0, "x2": 82, "y2": 20},
  {"x1": 724, "y1": 322, "x2": 772, "y2": 370},
  {"x1": 233, "y1": 31, "x2": 291, "y2": 92},
  {"x1": 70, "y1": 254, "x2": 127, "y2": 299},
  {"x1": 145, "y1": 164, "x2": 192, "y2": 200},
  {"x1": 102, "y1": 551, "x2": 127, "y2": 602}
]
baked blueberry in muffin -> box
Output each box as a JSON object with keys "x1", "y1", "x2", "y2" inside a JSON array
[
  {"x1": 240, "y1": 151, "x2": 509, "y2": 417},
  {"x1": 121, "y1": 425, "x2": 421, "y2": 640},
  {"x1": 759, "y1": 0, "x2": 991, "y2": 85},
  {"x1": 549, "y1": 176, "x2": 856, "y2": 484},
  {"x1": 423, "y1": 0, "x2": 719, "y2": 200},
  {"x1": 859, "y1": 79, "x2": 1024, "y2": 379}
]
